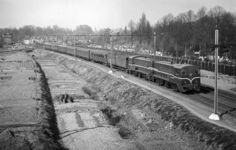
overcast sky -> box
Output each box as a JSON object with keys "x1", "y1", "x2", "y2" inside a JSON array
[{"x1": 0, "y1": 0, "x2": 235, "y2": 30}]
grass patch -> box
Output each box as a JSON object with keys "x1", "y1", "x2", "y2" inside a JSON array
[
  {"x1": 75, "y1": 113, "x2": 85, "y2": 128},
  {"x1": 118, "y1": 126, "x2": 133, "y2": 139},
  {"x1": 81, "y1": 85, "x2": 101, "y2": 100},
  {"x1": 100, "y1": 106, "x2": 133, "y2": 139},
  {"x1": 82, "y1": 86, "x2": 93, "y2": 96}
]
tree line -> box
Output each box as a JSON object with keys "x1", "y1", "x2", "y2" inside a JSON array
[
  {"x1": 128, "y1": 6, "x2": 236, "y2": 59},
  {"x1": 0, "y1": 5, "x2": 236, "y2": 59}
]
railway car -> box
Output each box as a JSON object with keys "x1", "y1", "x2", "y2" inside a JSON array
[
  {"x1": 66, "y1": 46, "x2": 75, "y2": 56},
  {"x1": 107, "y1": 52, "x2": 125, "y2": 68},
  {"x1": 109, "y1": 52, "x2": 129, "y2": 70},
  {"x1": 58, "y1": 45, "x2": 67, "y2": 54},
  {"x1": 44, "y1": 43, "x2": 52, "y2": 50},
  {"x1": 90, "y1": 50, "x2": 108, "y2": 65},
  {"x1": 76, "y1": 47, "x2": 90, "y2": 60},
  {"x1": 107, "y1": 52, "x2": 116, "y2": 67},
  {"x1": 51, "y1": 44, "x2": 58, "y2": 52},
  {"x1": 36, "y1": 43, "x2": 43, "y2": 49}
]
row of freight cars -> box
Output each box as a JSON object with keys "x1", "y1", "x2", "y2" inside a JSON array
[{"x1": 37, "y1": 43, "x2": 201, "y2": 92}]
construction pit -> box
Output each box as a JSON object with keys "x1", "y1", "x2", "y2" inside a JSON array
[{"x1": 1, "y1": 49, "x2": 236, "y2": 150}]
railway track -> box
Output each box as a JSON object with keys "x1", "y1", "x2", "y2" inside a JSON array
[
  {"x1": 128, "y1": 70, "x2": 236, "y2": 118},
  {"x1": 124, "y1": 68, "x2": 236, "y2": 118},
  {"x1": 199, "y1": 85, "x2": 236, "y2": 117},
  {"x1": 130, "y1": 73, "x2": 236, "y2": 117},
  {"x1": 38, "y1": 48, "x2": 236, "y2": 118}
]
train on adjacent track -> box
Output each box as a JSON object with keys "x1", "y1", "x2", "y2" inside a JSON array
[{"x1": 37, "y1": 43, "x2": 201, "y2": 92}]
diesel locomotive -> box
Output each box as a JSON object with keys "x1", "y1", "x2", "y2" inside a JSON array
[
  {"x1": 37, "y1": 43, "x2": 201, "y2": 92},
  {"x1": 127, "y1": 55, "x2": 200, "y2": 92}
]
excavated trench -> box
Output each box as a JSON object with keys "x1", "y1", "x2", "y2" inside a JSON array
[{"x1": 34, "y1": 50, "x2": 236, "y2": 150}]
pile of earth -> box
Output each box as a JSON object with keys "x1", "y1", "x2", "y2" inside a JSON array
[{"x1": 44, "y1": 51, "x2": 236, "y2": 150}]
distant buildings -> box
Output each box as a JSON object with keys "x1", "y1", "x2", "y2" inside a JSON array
[
  {"x1": 2, "y1": 33, "x2": 13, "y2": 44},
  {"x1": 23, "y1": 38, "x2": 34, "y2": 45}
]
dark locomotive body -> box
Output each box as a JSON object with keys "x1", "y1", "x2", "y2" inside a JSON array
[
  {"x1": 127, "y1": 56, "x2": 153, "y2": 79},
  {"x1": 36, "y1": 43, "x2": 200, "y2": 92},
  {"x1": 126, "y1": 56, "x2": 200, "y2": 92}
]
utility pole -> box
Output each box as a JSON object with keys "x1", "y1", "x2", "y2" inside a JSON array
[
  {"x1": 103, "y1": 34, "x2": 105, "y2": 48},
  {"x1": 139, "y1": 25, "x2": 142, "y2": 45},
  {"x1": 185, "y1": 43, "x2": 187, "y2": 58},
  {"x1": 159, "y1": 33, "x2": 164, "y2": 57},
  {"x1": 209, "y1": 25, "x2": 220, "y2": 121},
  {"x1": 176, "y1": 42, "x2": 178, "y2": 58},
  {"x1": 154, "y1": 32, "x2": 156, "y2": 60},
  {"x1": 109, "y1": 35, "x2": 113, "y2": 72},
  {"x1": 74, "y1": 36, "x2": 76, "y2": 60},
  {"x1": 162, "y1": 46, "x2": 164, "y2": 57}
]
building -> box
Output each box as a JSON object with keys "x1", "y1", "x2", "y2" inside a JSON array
[{"x1": 2, "y1": 33, "x2": 13, "y2": 44}]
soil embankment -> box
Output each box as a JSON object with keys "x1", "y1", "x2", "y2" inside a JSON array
[
  {"x1": 36, "y1": 50, "x2": 236, "y2": 150},
  {"x1": 33, "y1": 51, "x2": 138, "y2": 150}
]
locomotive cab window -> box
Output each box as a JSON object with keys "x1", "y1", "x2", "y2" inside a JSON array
[
  {"x1": 195, "y1": 68, "x2": 200, "y2": 74},
  {"x1": 175, "y1": 69, "x2": 180, "y2": 76},
  {"x1": 181, "y1": 69, "x2": 186, "y2": 75}
]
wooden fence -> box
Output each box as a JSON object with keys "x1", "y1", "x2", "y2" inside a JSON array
[{"x1": 153, "y1": 56, "x2": 236, "y2": 76}]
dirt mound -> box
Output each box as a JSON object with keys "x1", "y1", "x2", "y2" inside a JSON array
[{"x1": 44, "y1": 51, "x2": 236, "y2": 150}]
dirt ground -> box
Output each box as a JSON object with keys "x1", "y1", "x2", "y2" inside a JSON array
[
  {"x1": 33, "y1": 49, "x2": 236, "y2": 150},
  {"x1": 0, "y1": 51, "x2": 63, "y2": 150},
  {"x1": 2, "y1": 49, "x2": 235, "y2": 150},
  {"x1": 33, "y1": 51, "x2": 138, "y2": 150}
]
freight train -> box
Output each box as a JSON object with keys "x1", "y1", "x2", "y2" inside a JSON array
[{"x1": 37, "y1": 43, "x2": 201, "y2": 92}]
